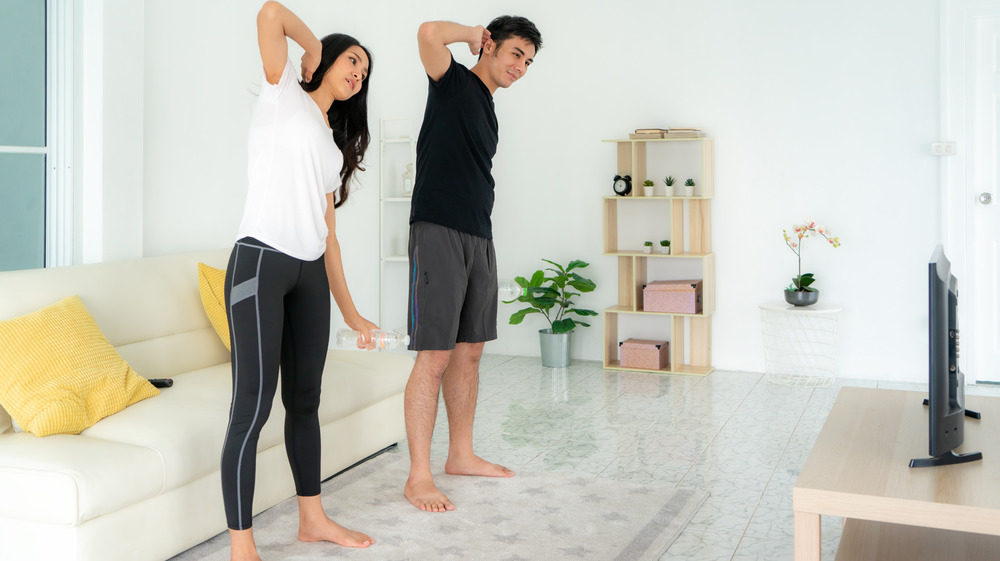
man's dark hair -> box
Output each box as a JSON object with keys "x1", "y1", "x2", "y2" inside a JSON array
[{"x1": 480, "y1": 15, "x2": 542, "y2": 59}]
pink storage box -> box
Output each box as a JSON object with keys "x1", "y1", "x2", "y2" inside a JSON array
[
  {"x1": 620, "y1": 338, "x2": 669, "y2": 370},
  {"x1": 643, "y1": 280, "x2": 703, "y2": 314}
]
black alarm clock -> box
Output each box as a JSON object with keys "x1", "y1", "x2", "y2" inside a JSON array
[{"x1": 613, "y1": 174, "x2": 632, "y2": 196}]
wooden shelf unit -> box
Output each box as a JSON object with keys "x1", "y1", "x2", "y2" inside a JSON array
[{"x1": 602, "y1": 137, "x2": 714, "y2": 375}]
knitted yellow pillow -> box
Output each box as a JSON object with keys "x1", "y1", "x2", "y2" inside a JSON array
[
  {"x1": 0, "y1": 295, "x2": 159, "y2": 437},
  {"x1": 198, "y1": 262, "x2": 230, "y2": 351}
]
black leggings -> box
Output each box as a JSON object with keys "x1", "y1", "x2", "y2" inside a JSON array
[{"x1": 220, "y1": 238, "x2": 330, "y2": 530}]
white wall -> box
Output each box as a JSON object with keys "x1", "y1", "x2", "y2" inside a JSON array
[
  {"x1": 134, "y1": 0, "x2": 942, "y2": 382},
  {"x1": 75, "y1": 0, "x2": 144, "y2": 263}
]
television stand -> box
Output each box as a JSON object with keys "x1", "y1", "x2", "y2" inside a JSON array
[
  {"x1": 794, "y1": 388, "x2": 1000, "y2": 561},
  {"x1": 921, "y1": 398, "x2": 981, "y2": 419},
  {"x1": 909, "y1": 449, "x2": 983, "y2": 468}
]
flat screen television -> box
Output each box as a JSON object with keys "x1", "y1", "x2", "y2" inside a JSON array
[{"x1": 910, "y1": 245, "x2": 983, "y2": 468}]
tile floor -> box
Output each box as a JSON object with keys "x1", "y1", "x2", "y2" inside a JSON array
[{"x1": 409, "y1": 355, "x2": 1000, "y2": 561}]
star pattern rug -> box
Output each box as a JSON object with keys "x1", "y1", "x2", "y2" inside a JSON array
[{"x1": 170, "y1": 450, "x2": 707, "y2": 561}]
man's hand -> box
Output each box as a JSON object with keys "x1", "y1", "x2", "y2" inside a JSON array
[{"x1": 469, "y1": 25, "x2": 490, "y2": 55}]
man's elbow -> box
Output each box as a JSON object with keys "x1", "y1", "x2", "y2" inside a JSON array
[{"x1": 417, "y1": 22, "x2": 439, "y2": 46}]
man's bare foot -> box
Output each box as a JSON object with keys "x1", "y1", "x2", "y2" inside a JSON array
[
  {"x1": 298, "y1": 518, "x2": 373, "y2": 548},
  {"x1": 445, "y1": 455, "x2": 514, "y2": 478},
  {"x1": 404, "y1": 476, "x2": 455, "y2": 512}
]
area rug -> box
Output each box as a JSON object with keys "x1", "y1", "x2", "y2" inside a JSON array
[{"x1": 171, "y1": 451, "x2": 708, "y2": 561}]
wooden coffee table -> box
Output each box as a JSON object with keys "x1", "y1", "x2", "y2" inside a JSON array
[{"x1": 793, "y1": 387, "x2": 1000, "y2": 560}]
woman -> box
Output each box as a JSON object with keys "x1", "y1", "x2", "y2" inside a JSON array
[{"x1": 221, "y1": 2, "x2": 376, "y2": 558}]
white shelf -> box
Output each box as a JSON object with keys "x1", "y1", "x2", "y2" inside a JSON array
[{"x1": 379, "y1": 119, "x2": 417, "y2": 329}]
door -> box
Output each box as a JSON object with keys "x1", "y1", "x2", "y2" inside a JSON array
[{"x1": 964, "y1": 12, "x2": 1000, "y2": 383}]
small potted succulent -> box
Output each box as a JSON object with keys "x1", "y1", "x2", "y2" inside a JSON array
[
  {"x1": 683, "y1": 178, "x2": 696, "y2": 197},
  {"x1": 659, "y1": 239, "x2": 671, "y2": 255},
  {"x1": 663, "y1": 175, "x2": 676, "y2": 197},
  {"x1": 642, "y1": 179, "x2": 655, "y2": 197},
  {"x1": 643, "y1": 241, "x2": 653, "y2": 253}
]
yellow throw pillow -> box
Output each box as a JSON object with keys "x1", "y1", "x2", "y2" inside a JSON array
[
  {"x1": 198, "y1": 262, "x2": 231, "y2": 351},
  {"x1": 0, "y1": 295, "x2": 159, "y2": 437}
]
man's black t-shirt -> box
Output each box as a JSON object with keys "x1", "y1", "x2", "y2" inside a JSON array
[{"x1": 409, "y1": 57, "x2": 498, "y2": 240}]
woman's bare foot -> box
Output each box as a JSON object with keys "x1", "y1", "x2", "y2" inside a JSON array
[
  {"x1": 445, "y1": 454, "x2": 514, "y2": 478},
  {"x1": 296, "y1": 495, "x2": 373, "y2": 548},
  {"x1": 229, "y1": 528, "x2": 263, "y2": 561},
  {"x1": 404, "y1": 475, "x2": 455, "y2": 512},
  {"x1": 298, "y1": 518, "x2": 373, "y2": 548}
]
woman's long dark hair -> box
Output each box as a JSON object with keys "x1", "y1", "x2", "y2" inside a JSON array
[{"x1": 300, "y1": 33, "x2": 373, "y2": 209}]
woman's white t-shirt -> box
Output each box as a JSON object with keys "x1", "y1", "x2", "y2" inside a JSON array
[{"x1": 236, "y1": 58, "x2": 343, "y2": 261}]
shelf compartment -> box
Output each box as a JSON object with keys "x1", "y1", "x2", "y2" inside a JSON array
[
  {"x1": 603, "y1": 309, "x2": 713, "y2": 376},
  {"x1": 604, "y1": 360, "x2": 713, "y2": 376},
  {"x1": 603, "y1": 197, "x2": 711, "y2": 254},
  {"x1": 603, "y1": 251, "x2": 712, "y2": 258},
  {"x1": 604, "y1": 305, "x2": 713, "y2": 318},
  {"x1": 602, "y1": 138, "x2": 714, "y2": 199}
]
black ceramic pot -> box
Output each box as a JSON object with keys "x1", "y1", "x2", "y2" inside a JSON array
[{"x1": 784, "y1": 289, "x2": 819, "y2": 306}]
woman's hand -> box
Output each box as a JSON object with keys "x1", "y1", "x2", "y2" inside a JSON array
[
  {"x1": 301, "y1": 49, "x2": 320, "y2": 83},
  {"x1": 346, "y1": 315, "x2": 379, "y2": 350}
]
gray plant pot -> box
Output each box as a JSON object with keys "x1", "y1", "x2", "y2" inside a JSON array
[
  {"x1": 539, "y1": 328, "x2": 572, "y2": 367},
  {"x1": 784, "y1": 289, "x2": 819, "y2": 306}
]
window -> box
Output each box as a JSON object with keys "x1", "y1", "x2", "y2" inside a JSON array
[{"x1": 0, "y1": 0, "x2": 71, "y2": 272}]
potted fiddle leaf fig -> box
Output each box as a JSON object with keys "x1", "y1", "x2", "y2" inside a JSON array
[{"x1": 503, "y1": 259, "x2": 598, "y2": 367}]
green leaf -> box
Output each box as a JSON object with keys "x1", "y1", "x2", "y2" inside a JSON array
[
  {"x1": 568, "y1": 274, "x2": 596, "y2": 292},
  {"x1": 541, "y1": 259, "x2": 566, "y2": 274},
  {"x1": 508, "y1": 308, "x2": 539, "y2": 324},
  {"x1": 566, "y1": 308, "x2": 599, "y2": 317},
  {"x1": 529, "y1": 270, "x2": 545, "y2": 287},
  {"x1": 565, "y1": 260, "x2": 589, "y2": 272},
  {"x1": 552, "y1": 318, "x2": 576, "y2": 333}
]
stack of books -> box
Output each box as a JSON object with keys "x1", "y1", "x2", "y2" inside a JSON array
[{"x1": 628, "y1": 127, "x2": 705, "y2": 139}]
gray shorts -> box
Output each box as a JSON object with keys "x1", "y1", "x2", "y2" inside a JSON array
[{"x1": 407, "y1": 221, "x2": 498, "y2": 351}]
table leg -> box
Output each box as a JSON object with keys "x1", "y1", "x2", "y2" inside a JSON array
[{"x1": 794, "y1": 511, "x2": 821, "y2": 561}]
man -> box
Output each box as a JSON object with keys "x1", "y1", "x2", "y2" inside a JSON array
[{"x1": 404, "y1": 16, "x2": 543, "y2": 512}]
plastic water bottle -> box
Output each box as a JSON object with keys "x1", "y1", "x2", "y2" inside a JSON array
[
  {"x1": 498, "y1": 279, "x2": 527, "y2": 301},
  {"x1": 335, "y1": 328, "x2": 410, "y2": 350}
]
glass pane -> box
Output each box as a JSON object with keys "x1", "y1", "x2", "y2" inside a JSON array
[
  {"x1": 0, "y1": 0, "x2": 45, "y2": 147},
  {"x1": 0, "y1": 153, "x2": 45, "y2": 271}
]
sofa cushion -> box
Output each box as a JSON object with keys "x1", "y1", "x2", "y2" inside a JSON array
[
  {"x1": 197, "y1": 263, "x2": 231, "y2": 351},
  {"x1": 0, "y1": 295, "x2": 159, "y2": 436},
  {"x1": 0, "y1": 434, "x2": 165, "y2": 525}
]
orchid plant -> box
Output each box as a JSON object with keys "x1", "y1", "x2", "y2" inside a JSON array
[{"x1": 783, "y1": 221, "x2": 841, "y2": 292}]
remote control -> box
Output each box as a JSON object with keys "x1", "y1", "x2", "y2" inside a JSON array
[{"x1": 149, "y1": 378, "x2": 173, "y2": 388}]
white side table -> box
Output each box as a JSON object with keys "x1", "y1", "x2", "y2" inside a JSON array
[{"x1": 759, "y1": 301, "x2": 842, "y2": 387}]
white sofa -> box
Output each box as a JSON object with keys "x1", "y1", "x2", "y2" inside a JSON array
[{"x1": 0, "y1": 249, "x2": 412, "y2": 561}]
